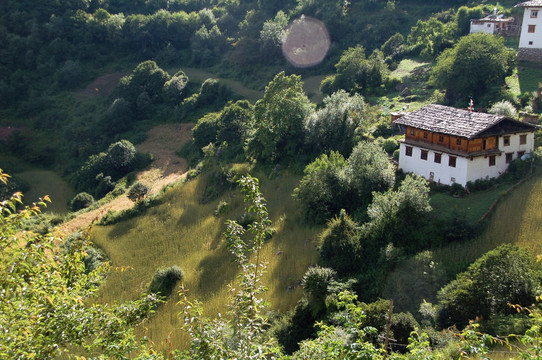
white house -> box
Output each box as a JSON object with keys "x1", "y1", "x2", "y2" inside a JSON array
[
  {"x1": 516, "y1": 0, "x2": 542, "y2": 61},
  {"x1": 394, "y1": 104, "x2": 537, "y2": 187},
  {"x1": 470, "y1": 8, "x2": 515, "y2": 35}
]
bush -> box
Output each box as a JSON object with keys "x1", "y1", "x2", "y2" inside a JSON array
[
  {"x1": 508, "y1": 157, "x2": 531, "y2": 180},
  {"x1": 127, "y1": 182, "x2": 149, "y2": 203},
  {"x1": 148, "y1": 266, "x2": 184, "y2": 297},
  {"x1": 70, "y1": 192, "x2": 94, "y2": 211}
]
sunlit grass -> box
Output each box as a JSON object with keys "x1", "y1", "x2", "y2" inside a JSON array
[
  {"x1": 433, "y1": 175, "x2": 542, "y2": 278},
  {"x1": 91, "y1": 172, "x2": 320, "y2": 351},
  {"x1": 390, "y1": 58, "x2": 431, "y2": 81}
]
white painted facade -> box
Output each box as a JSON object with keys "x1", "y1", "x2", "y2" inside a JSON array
[
  {"x1": 470, "y1": 21, "x2": 495, "y2": 34},
  {"x1": 398, "y1": 132, "x2": 535, "y2": 187},
  {"x1": 519, "y1": 5, "x2": 542, "y2": 48}
]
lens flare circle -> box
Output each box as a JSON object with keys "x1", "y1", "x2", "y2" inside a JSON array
[{"x1": 282, "y1": 16, "x2": 330, "y2": 68}]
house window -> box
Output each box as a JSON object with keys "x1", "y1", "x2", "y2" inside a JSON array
[
  {"x1": 439, "y1": 135, "x2": 444, "y2": 142},
  {"x1": 529, "y1": 41, "x2": 534, "y2": 45},
  {"x1": 503, "y1": 136, "x2": 510, "y2": 146},
  {"x1": 423, "y1": 132, "x2": 428, "y2": 139},
  {"x1": 487, "y1": 24, "x2": 491, "y2": 28},
  {"x1": 405, "y1": 146, "x2": 413, "y2": 156},
  {"x1": 421, "y1": 150, "x2": 428, "y2": 160},
  {"x1": 410, "y1": 129, "x2": 415, "y2": 136},
  {"x1": 456, "y1": 138, "x2": 462, "y2": 145},
  {"x1": 531, "y1": 10, "x2": 538, "y2": 18},
  {"x1": 489, "y1": 155, "x2": 496, "y2": 166},
  {"x1": 518, "y1": 151, "x2": 525, "y2": 158},
  {"x1": 429, "y1": 172, "x2": 434, "y2": 180},
  {"x1": 449, "y1": 156, "x2": 456, "y2": 168},
  {"x1": 506, "y1": 152, "x2": 513, "y2": 164},
  {"x1": 451, "y1": 177, "x2": 456, "y2": 183},
  {"x1": 434, "y1": 153, "x2": 442, "y2": 164},
  {"x1": 520, "y1": 134, "x2": 527, "y2": 145},
  {"x1": 528, "y1": 25, "x2": 536, "y2": 33}
]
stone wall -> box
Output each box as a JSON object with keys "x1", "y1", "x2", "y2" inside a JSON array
[{"x1": 518, "y1": 48, "x2": 542, "y2": 62}]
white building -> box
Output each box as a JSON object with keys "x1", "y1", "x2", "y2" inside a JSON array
[
  {"x1": 516, "y1": 0, "x2": 542, "y2": 60},
  {"x1": 394, "y1": 104, "x2": 537, "y2": 187},
  {"x1": 470, "y1": 8, "x2": 515, "y2": 35}
]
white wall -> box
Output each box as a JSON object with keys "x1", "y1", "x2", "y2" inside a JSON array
[
  {"x1": 519, "y1": 6, "x2": 542, "y2": 48},
  {"x1": 398, "y1": 132, "x2": 535, "y2": 187},
  {"x1": 470, "y1": 21, "x2": 494, "y2": 34},
  {"x1": 398, "y1": 143, "x2": 468, "y2": 186}
]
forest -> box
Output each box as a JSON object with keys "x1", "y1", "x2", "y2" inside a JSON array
[{"x1": 2, "y1": 0, "x2": 542, "y2": 358}]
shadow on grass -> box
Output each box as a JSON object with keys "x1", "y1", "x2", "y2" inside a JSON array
[{"x1": 196, "y1": 243, "x2": 238, "y2": 298}]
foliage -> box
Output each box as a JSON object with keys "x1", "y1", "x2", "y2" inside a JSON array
[
  {"x1": 407, "y1": 17, "x2": 456, "y2": 59},
  {"x1": 429, "y1": 33, "x2": 515, "y2": 104},
  {"x1": 127, "y1": 181, "x2": 150, "y2": 202},
  {"x1": 437, "y1": 244, "x2": 540, "y2": 329},
  {"x1": 292, "y1": 291, "x2": 382, "y2": 359},
  {"x1": 247, "y1": 72, "x2": 314, "y2": 163},
  {"x1": 0, "y1": 170, "x2": 161, "y2": 359},
  {"x1": 318, "y1": 209, "x2": 362, "y2": 277},
  {"x1": 163, "y1": 70, "x2": 189, "y2": 105},
  {"x1": 292, "y1": 151, "x2": 347, "y2": 224},
  {"x1": 294, "y1": 141, "x2": 395, "y2": 224},
  {"x1": 304, "y1": 90, "x2": 368, "y2": 157},
  {"x1": 489, "y1": 99, "x2": 518, "y2": 119},
  {"x1": 344, "y1": 140, "x2": 396, "y2": 212},
  {"x1": 301, "y1": 266, "x2": 338, "y2": 317},
  {"x1": 333, "y1": 45, "x2": 390, "y2": 94},
  {"x1": 192, "y1": 112, "x2": 221, "y2": 150},
  {"x1": 363, "y1": 175, "x2": 432, "y2": 252},
  {"x1": 259, "y1": 10, "x2": 288, "y2": 57},
  {"x1": 148, "y1": 266, "x2": 184, "y2": 297},
  {"x1": 70, "y1": 191, "x2": 95, "y2": 211},
  {"x1": 455, "y1": 5, "x2": 484, "y2": 36},
  {"x1": 118, "y1": 60, "x2": 170, "y2": 104}
]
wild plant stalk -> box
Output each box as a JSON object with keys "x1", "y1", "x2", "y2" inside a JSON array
[{"x1": 179, "y1": 175, "x2": 281, "y2": 359}]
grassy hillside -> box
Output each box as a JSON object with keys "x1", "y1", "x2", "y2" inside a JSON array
[
  {"x1": 91, "y1": 171, "x2": 320, "y2": 350},
  {"x1": 433, "y1": 174, "x2": 542, "y2": 277}
]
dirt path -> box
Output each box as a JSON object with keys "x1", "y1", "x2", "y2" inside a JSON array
[{"x1": 60, "y1": 123, "x2": 194, "y2": 235}]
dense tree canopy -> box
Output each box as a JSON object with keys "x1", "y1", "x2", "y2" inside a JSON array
[
  {"x1": 247, "y1": 72, "x2": 314, "y2": 163},
  {"x1": 429, "y1": 33, "x2": 515, "y2": 104},
  {"x1": 437, "y1": 244, "x2": 540, "y2": 329}
]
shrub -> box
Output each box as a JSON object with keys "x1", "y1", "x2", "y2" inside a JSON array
[
  {"x1": 70, "y1": 192, "x2": 94, "y2": 211},
  {"x1": 127, "y1": 182, "x2": 149, "y2": 203},
  {"x1": 508, "y1": 157, "x2": 531, "y2": 180},
  {"x1": 214, "y1": 200, "x2": 229, "y2": 216},
  {"x1": 489, "y1": 100, "x2": 518, "y2": 119},
  {"x1": 148, "y1": 266, "x2": 184, "y2": 297},
  {"x1": 449, "y1": 182, "x2": 464, "y2": 196}
]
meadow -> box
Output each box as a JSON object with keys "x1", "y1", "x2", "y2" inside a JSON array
[
  {"x1": 91, "y1": 171, "x2": 320, "y2": 350},
  {"x1": 433, "y1": 174, "x2": 542, "y2": 277}
]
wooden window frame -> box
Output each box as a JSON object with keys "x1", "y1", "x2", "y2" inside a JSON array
[
  {"x1": 421, "y1": 149, "x2": 428, "y2": 160},
  {"x1": 434, "y1": 153, "x2": 442, "y2": 164},
  {"x1": 531, "y1": 10, "x2": 538, "y2": 18},
  {"x1": 528, "y1": 24, "x2": 536, "y2": 33},
  {"x1": 505, "y1": 152, "x2": 513, "y2": 164},
  {"x1": 520, "y1": 134, "x2": 527, "y2": 145},
  {"x1": 448, "y1": 156, "x2": 456, "y2": 168},
  {"x1": 489, "y1": 155, "x2": 496, "y2": 166},
  {"x1": 503, "y1": 136, "x2": 510, "y2": 146},
  {"x1": 405, "y1": 146, "x2": 413, "y2": 156},
  {"x1": 456, "y1": 138, "x2": 462, "y2": 145}
]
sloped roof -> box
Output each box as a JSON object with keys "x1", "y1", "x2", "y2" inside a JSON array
[
  {"x1": 515, "y1": 1, "x2": 542, "y2": 7},
  {"x1": 393, "y1": 104, "x2": 528, "y2": 139}
]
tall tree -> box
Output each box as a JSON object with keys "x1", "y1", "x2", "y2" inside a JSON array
[
  {"x1": 429, "y1": 33, "x2": 515, "y2": 103},
  {"x1": 247, "y1": 72, "x2": 314, "y2": 163}
]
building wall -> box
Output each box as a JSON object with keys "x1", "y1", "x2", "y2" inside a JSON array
[
  {"x1": 398, "y1": 143, "x2": 469, "y2": 186},
  {"x1": 398, "y1": 132, "x2": 535, "y2": 187},
  {"x1": 519, "y1": 6, "x2": 542, "y2": 48},
  {"x1": 470, "y1": 21, "x2": 495, "y2": 34}
]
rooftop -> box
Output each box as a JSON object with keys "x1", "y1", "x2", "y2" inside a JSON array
[
  {"x1": 515, "y1": 1, "x2": 542, "y2": 7},
  {"x1": 393, "y1": 104, "x2": 509, "y2": 139}
]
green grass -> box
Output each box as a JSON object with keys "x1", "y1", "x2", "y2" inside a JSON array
[
  {"x1": 517, "y1": 62, "x2": 542, "y2": 94},
  {"x1": 15, "y1": 169, "x2": 75, "y2": 213},
  {"x1": 91, "y1": 172, "x2": 320, "y2": 351},
  {"x1": 433, "y1": 174, "x2": 542, "y2": 278},
  {"x1": 430, "y1": 181, "x2": 515, "y2": 224}
]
